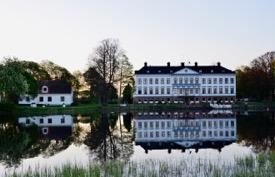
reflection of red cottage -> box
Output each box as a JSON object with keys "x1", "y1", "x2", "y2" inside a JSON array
[{"x1": 18, "y1": 80, "x2": 73, "y2": 106}]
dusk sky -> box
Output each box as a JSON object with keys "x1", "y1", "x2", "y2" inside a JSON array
[{"x1": 0, "y1": 0, "x2": 274, "y2": 72}]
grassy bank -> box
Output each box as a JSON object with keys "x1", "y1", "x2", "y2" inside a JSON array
[
  {"x1": 6, "y1": 152, "x2": 275, "y2": 177},
  {"x1": 7, "y1": 101, "x2": 275, "y2": 117},
  {"x1": 14, "y1": 103, "x2": 211, "y2": 116}
]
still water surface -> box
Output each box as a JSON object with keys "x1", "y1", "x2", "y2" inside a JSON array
[{"x1": 1, "y1": 110, "x2": 275, "y2": 175}]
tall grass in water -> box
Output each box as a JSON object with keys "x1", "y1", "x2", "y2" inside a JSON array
[{"x1": 7, "y1": 152, "x2": 275, "y2": 177}]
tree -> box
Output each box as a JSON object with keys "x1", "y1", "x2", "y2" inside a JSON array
[
  {"x1": 117, "y1": 55, "x2": 134, "y2": 98},
  {"x1": 236, "y1": 51, "x2": 275, "y2": 103},
  {"x1": 0, "y1": 58, "x2": 29, "y2": 102},
  {"x1": 84, "y1": 67, "x2": 107, "y2": 103},
  {"x1": 20, "y1": 60, "x2": 50, "y2": 80},
  {"x1": 41, "y1": 60, "x2": 80, "y2": 94},
  {"x1": 122, "y1": 84, "x2": 133, "y2": 104},
  {"x1": 87, "y1": 39, "x2": 123, "y2": 104},
  {"x1": 251, "y1": 52, "x2": 275, "y2": 103}
]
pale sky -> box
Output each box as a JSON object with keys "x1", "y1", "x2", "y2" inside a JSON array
[{"x1": 0, "y1": 0, "x2": 274, "y2": 72}]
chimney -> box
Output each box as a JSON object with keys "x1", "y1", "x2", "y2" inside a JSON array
[
  {"x1": 195, "y1": 62, "x2": 198, "y2": 67},
  {"x1": 181, "y1": 62, "x2": 185, "y2": 67},
  {"x1": 144, "y1": 62, "x2": 147, "y2": 67},
  {"x1": 217, "y1": 62, "x2": 221, "y2": 67},
  {"x1": 167, "y1": 62, "x2": 170, "y2": 67}
]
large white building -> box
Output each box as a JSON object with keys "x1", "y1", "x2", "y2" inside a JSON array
[
  {"x1": 135, "y1": 111, "x2": 236, "y2": 153},
  {"x1": 19, "y1": 80, "x2": 73, "y2": 106},
  {"x1": 134, "y1": 62, "x2": 236, "y2": 104}
]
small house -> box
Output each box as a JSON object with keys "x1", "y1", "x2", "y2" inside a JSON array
[{"x1": 19, "y1": 80, "x2": 73, "y2": 106}]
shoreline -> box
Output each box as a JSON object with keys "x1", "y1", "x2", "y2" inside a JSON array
[{"x1": 7, "y1": 102, "x2": 275, "y2": 116}]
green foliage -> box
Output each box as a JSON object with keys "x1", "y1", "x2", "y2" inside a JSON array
[
  {"x1": 0, "y1": 102, "x2": 15, "y2": 110},
  {"x1": 20, "y1": 60, "x2": 50, "y2": 80},
  {"x1": 122, "y1": 83, "x2": 133, "y2": 104},
  {"x1": 0, "y1": 58, "x2": 29, "y2": 102},
  {"x1": 117, "y1": 55, "x2": 134, "y2": 97},
  {"x1": 237, "y1": 51, "x2": 275, "y2": 101},
  {"x1": 22, "y1": 72, "x2": 38, "y2": 98},
  {"x1": 0, "y1": 124, "x2": 39, "y2": 166},
  {"x1": 41, "y1": 60, "x2": 80, "y2": 92}
]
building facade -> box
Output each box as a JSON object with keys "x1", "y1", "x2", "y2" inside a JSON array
[
  {"x1": 18, "y1": 80, "x2": 73, "y2": 106},
  {"x1": 135, "y1": 111, "x2": 236, "y2": 153},
  {"x1": 134, "y1": 62, "x2": 236, "y2": 104}
]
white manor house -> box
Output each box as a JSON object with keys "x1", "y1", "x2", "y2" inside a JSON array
[{"x1": 134, "y1": 62, "x2": 236, "y2": 104}]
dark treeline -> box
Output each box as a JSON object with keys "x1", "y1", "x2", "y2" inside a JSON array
[
  {"x1": 0, "y1": 38, "x2": 134, "y2": 105},
  {"x1": 236, "y1": 51, "x2": 275, "y2": 102}
]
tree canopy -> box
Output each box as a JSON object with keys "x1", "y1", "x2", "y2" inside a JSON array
[
  {"x1": 41, "y1": 60, "x2": 80, "y2": 92},
  {"x1": 237, "y1": 51, "x2": 275, "y2": 102},
  {"x1": 0, "y1": 58, "x2": 30, "y2": 102},
  {"x1": 85, "y1": 39, "x2": 133, "y2": 104}
]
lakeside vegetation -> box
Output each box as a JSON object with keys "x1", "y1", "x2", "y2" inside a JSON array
[
  {"x1": 6, "y1": 152, "x2": 275, "y2": 177},
  {"x1": 14, "y1": 103, "x2": 212, "y2": 116},
  {"x1": 2, "y1": 101, "x2": 275, "y2": 117}
]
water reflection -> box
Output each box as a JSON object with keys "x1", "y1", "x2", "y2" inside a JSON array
[
  {"x1": 135, "y1": 110, "x2": 236, "y2": 153},
  {"x1": 18, "y1": 115, "x2": 73, "y2": 140},
  {"x1": 1, "y1": 110, "x2": 275, "y2": 174},
  {"x1": 84, "y1": 112, "x2": 134, "y2": 161},
  {"x1": 237, "y1": 112, "x2": 275, "y2": 152}
]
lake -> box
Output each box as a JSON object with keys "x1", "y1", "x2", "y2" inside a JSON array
[{"x1": 0, "y1": 110, "x2": 275, "y2": 176}]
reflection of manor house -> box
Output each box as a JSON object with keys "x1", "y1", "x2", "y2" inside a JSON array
[
  {"x1": 18, "y1": 80, "x2": 73, "y2": 106},
  {"x1": 134, "y1": 62, "x2": 236, "y2": 104},
  {"x1": 18, "y1": 115, "x2": 73, "y2": 139},
  {"x1": 134, "y1": 111, "x2": 236, "y2": 153}
]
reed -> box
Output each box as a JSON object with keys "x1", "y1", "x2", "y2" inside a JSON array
[{"x1": 7, "y1": 152, "x2": 275, "y2": 177}]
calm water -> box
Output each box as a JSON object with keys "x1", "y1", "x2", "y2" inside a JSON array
[{"x1": 1, "y1": 110, "x2": 275, "y2": 175}]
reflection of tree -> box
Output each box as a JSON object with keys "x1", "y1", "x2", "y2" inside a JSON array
[
  {"x1": 237, "y1": 112, "x2": 275, "y2": 152},
  {"x1": 123, "y1": 113, "x2": 132, "y2": 133},
  {"x1": 84, "y1": 112, "x2": 134, "y2": 162},
  {"x1": 0, "y1": 120, "x2": 74, "y2": 167},
  {"x1": 0, "y1": 123, "x2": 39, "y2": 166}
]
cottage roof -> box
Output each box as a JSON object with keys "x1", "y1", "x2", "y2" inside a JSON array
[{"x1": 38, "y1": 80, "x2": 72, "y2": 94}]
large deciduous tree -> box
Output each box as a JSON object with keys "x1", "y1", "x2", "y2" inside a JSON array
[
  {"x1": 0, "y1": 58, "x2": 29, "y2": 102},
  {"x1": 87, "y1": 39, "x2": 124, "y2": 104},
  {"x1": 237, "y1": 51, "x2": 275, "y2": 103}
]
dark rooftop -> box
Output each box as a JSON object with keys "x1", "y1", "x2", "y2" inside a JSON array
[
  {"x1": 135, "y1": 62, "x2": 235, "y2": 74},
  {"x1": 38, "y1": 80, "x2": 72, "y2": 94}
]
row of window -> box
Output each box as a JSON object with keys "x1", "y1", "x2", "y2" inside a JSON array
[
  {"x1": 201, "y1": 120, "x2": 234, "y2": 128},
  {"x1": 25, "y1": 96, "x2": 66, "y2": 102},
  {"x1": 137, "y1": 86, "x2": 235, "y2": 95},
  {"x1": 201, "y1": 87, "x2": 235, "y2": 94},
  {"x1": 202, "y1": 78, "x2": 234, "y2": 85},
  {"x1": 25, "y1": 118, "x2": 65, "y2": 124},
  {"x1": 137, "y1": 121, "x2": 172, "y2": 129},
  {"x1": 137, "y1": 77, "x2": 235, "y2": 85},
  {"x1": 137, "y1": 130, "x2": 235, "y2": 138},
  {"x1": 137, "y1": 120, "x2": 235, "y2": 129}
]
